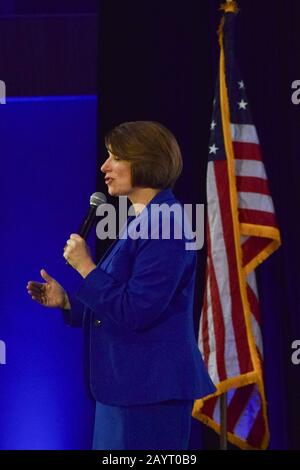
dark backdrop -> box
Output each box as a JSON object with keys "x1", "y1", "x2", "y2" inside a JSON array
[{"x1": 97, "y1": 0, "x2": 300, "y2": 450}]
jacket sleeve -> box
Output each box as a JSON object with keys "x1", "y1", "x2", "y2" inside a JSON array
[
  {"x1": 61, "y1": 292, "x2": 85, "y2": 328},
  {"x1": 75, "y1": 237, "x2": 189, "y2": 332}
]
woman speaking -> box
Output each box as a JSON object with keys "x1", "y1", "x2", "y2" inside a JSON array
[{"x1": 27, "y1": 121, "x2": 215, "y2": 450}]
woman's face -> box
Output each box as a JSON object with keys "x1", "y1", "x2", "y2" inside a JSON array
[{"x1": 101, "y1": 149, "x2": 133, "y2": 196}]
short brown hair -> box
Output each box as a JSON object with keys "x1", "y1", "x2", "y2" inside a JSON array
[{"x1": 105, "y1": 121, "x2": 183, "y2": 189}]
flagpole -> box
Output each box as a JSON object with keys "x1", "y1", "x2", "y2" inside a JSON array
[{"x1": 220, "y1": 393, "x2": 228, "y2": 449}]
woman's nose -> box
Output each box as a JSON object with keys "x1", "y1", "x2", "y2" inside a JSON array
[{"x1": 100, "y1": 157, "x2": 110, "y2": 173}]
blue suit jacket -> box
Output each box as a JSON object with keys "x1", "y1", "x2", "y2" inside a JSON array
[{"x1": 64, "y1": 188, "x2": 215, "y2": 405}]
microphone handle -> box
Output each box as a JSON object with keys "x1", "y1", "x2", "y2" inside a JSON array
[
  {"x1": 78, "y1": 204, "x2": 97, "y2": 239},
  {"x1": 65, "y1": 204, "x2": 97, "y2": 265}
]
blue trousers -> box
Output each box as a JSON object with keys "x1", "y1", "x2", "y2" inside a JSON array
[{"x1": 92, "y1": 399, "x2": 194, "y2": 450}]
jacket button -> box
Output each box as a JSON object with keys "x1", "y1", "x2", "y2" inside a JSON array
[{"x1": 94, "y1": 319, "x2": 101, "y2": 327}]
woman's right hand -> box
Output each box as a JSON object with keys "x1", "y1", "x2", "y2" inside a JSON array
[{"x1": 27, "y1": 269, "x2": 70, "y2": 310}]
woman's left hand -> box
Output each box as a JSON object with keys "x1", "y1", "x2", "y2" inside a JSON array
[{"x1": 63, "y1": 234, "x2": 96, "y2": 278}]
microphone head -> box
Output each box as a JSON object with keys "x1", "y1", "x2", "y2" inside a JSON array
[{"x1": 90, "y1": 192, "x2": 106, "y2": 207}]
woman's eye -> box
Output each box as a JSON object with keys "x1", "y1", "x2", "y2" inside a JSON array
[{"x1": 106, "y1": 151, "x2": 120, "y2": 161}]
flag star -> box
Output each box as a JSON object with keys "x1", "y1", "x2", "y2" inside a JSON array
[
  {"x1": 238, "y1": 99, "x2": 248, "y2": 110},
  {"x1": 210, "y1": 120, "x2": 217, "y2": 130},
  {"x1": 209, "y1": 144, "x2": 218, "y2": 154},
  {"x1": 238, "y1": 80, "x2": 245, "y2": 89}
]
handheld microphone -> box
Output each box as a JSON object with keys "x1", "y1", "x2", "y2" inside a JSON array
[
  {"x1": 78, "y1": 192, "x2": 107, "y2": 239},
  {"x1": 64, "y1": 192, "x2": 106, "y2": 265}
]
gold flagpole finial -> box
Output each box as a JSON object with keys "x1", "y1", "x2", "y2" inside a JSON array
[{"x1": 220, "y1": 0, "x2": 239, "y2": 14}]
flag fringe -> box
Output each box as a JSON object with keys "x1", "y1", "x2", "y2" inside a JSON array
[
  {"x1": 192, "y1": 370, "x2": 270, "y2": 449},
  {"x1": 193, "y1": 411, "x2": 269, "y2": 450},
  {"x1": 240, "y1": 223, "x2": 281, "y2": 242}
]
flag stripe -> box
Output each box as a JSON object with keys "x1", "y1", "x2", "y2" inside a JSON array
[
  {"x1": 207, "y1": 162, "x2": 241, "y2": 378},
  {"x1": 250, "y1": 313, "x2": 263, "y2": 358},
  {"x1": 227, "y1": 385, "x2": 255, "y2": 432},
  {"x1": 214, "y1": 162, "x2": 252, "y2": 374},
  {"x1": 247, "y1": 282, "x2": 261, "y2": 325},
  {"x1": 239, "y1": 208, "x2": 277, "y2": 227},
  {"x1": 233, "y1": 142, "x2": 263, "y2": 161},
  {"x1": 202, "y1": 395, "x2": 219, "y2": 418},
  {"x1": 207, "y1": 225, "x2": 227, "y2": 381},
  {"x1": 233, "y1": 386, "x2": 261, "y2": 440},
  {"x1": 243, "y1": 237, "x2": 269, "y2": 267},
  {"x1": 236, "y1": 176, "x2": 270, "y2": 195},
  {"x1": 246, "y1": 407, "x2": 265, "y2": 448},
  {"x1": 238, "y1": 192, "x2": 275, "y2": 213},
  {"x1": 200, "y1": 265, "x2": 210, "y2": 365},
  {"x1": 231, "y1": 123, "x2": 259, "y2": 144},
  {"x1": 235, "y1": 160, "x2": 267, "y2": 179},
  {"x1": 206, "y1": 269, "x2": 220, "y2": 383}
]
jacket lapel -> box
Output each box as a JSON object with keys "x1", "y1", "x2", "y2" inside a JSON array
[
  {"x1": 97, "y1": 189, "x2": 176, "y2": 269},
  {"x1": 97, "y1": 215, "x2": 135, "y2": 269}
]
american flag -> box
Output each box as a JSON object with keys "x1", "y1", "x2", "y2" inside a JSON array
[{"x1": 192, "y1": 2, "x2": 281, "y2": 450}]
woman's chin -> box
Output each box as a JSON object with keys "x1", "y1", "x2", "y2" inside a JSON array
[
  {"x1": 108, "y1": 188, "x2": 122, "y2": 197},
  {"x1": 108, "y1": 186, "x2": 128, "y2": 197},
  {"x1": 107, "y1": 186, "x2": 116, "y2": 196}
]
